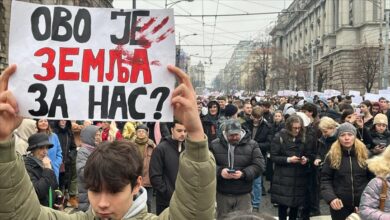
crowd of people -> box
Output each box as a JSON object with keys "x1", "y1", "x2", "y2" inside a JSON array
[{"x1": 0, "y1": 64, "x2": 389, "y2": 220}]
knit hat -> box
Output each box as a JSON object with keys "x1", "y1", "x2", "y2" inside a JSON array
[
  {"x1": 224, "y1": 119, "x2": 241, "y2": 136},
  {"x1": 224, "y1": 104, "x2": 238, "y2": 117},
  {"x1": 373, "y1": 113, "x2": 388, "y2": 126},
  {"x1": 337, "y1": 122, "x2": 357, "y2": 137},
  {"x1": 136, "y1": 124, "x2": 149, "y2": 132}
]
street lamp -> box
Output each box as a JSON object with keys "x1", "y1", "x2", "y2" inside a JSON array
[
  {"x1": 176, "y1": 33, "x2": 197, "y2": 68},
  {"x1": 165, "y1": 0, "x2": 194, "y2": 8}
]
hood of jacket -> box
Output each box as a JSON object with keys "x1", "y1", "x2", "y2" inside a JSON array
[
  {"x1": 80, "y1": 125, "x2": 100, "y2": 147},
  {"x1": 15, "y1": 119, "x2": 36, "y2": 142}
]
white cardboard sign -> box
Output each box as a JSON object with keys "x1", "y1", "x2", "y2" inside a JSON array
[{"x1": 8, "y1": 1, "x2": 175, "y2": 121}]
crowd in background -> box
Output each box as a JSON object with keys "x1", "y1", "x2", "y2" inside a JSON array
[{"x1": 13, "y1": 92, "x2": 390, "y2": 220}]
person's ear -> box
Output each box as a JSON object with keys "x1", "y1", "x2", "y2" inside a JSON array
[{"x1": 131, "y1": 176, "x2": 143, "y2": 196}]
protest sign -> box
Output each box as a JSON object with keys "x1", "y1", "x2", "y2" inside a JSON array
[
  {"x1": 8, "y1": 1, "x2": 175, "y2": 121},
  {"x1": 364, "y1": 93, "x2": 381, "y2": 102}
]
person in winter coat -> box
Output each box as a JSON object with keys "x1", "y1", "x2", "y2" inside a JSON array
[
  {"x1": 270, "y1": 114, "x2": 311, "y2": 220},
  {"x1": 122, "y1": 121, "x2": 142, "y2": 140},
  {"x1": 359, "y1": 147, "x2": 390, "y2": 219},
  {"x1": 360, "y1": 100, "x2": 374, "y2": 129},
  {"x1": 132, "y1": 124, "x2": 156, "y2": 213},
  {"x1": 202, "y1": 100, "x2": 220, "y2": 144},
  {"x1": 37, "y1": 118, "x2": 63, "y2": 182},
  {"x1": 101, "y1": 121, "x2": 123, "y2": 142},
  {"x1": 24, "y1": 133, "x2": 58, "y2": 207},
  {"x1": 370, "y1": 113, "x2": 390, "y2": 156},
  {"x1": 149, "y1": 120, "x2": 187, "y2": 215},
  {"x1": 242, "y1": 106, "x2": 272, "y2": 209},
  {"x1": 321, "y1": 122, "x2": 371, "y2": 220},
  {"x1": 342, "y1": 109, "x2": 374, "y2": 149},
  {"x1": 0, "y1": 64, "x2": 216, "y2": 220},
  {"x1": 76, "y1": 125, "x2": 102, "y2": 212},
  {"x1": 210, "y1": 119, "x2": 264, "y2": 219},
  {"x1": 14, "y1": 118, "x2": 36, "y2": 155},
  {"x1": 315, "y1": 117, "x2": 339, "y2": 166},
  {"x1": 53, "y1": 120, "x2": 78, "y2": 200}
]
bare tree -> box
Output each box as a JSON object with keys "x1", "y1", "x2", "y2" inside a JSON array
[
  {"x1": 272, "y1": 56, "x2": 293, "y2": 90},
  {"x1": 295, "y1": 61, "x2": 309, "y2": 91},
  {"x1": 252, "y1": 40, "x2": 271, "y2": 91},
  {"x1": 354, "y1": 45, "x2": 380, "y2": 93},
  {"x1": 316, "y1": 66, "x2": 327, "y2": 92}
]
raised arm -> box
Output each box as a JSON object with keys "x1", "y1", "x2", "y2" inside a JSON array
[{"x1": 0, "y1": 64, "x2": 23, "y2": 141}]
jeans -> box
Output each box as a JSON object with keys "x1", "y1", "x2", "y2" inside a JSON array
[{"x1": 251, "y1": 176, "x2": 262, "y2": 208}]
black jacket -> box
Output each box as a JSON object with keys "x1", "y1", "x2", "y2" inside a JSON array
[
  {"x1": 317, "y1": 134, "x2": 337, "y2": 161},
  {"x1": 149, "y1": 136, "x2": 184, "y2": 206},
  {"x1": 271, "y1": 122, "x2": 285, "y2": 136},
  {"x1": 53, "y1": 121, "x2": 77, "y2": 166},
  {"x1": 370, "y1": 130, "x2": 390, "y2": 147},
  {"x1": 24, "y1": 155, "x2": 58, "y2": 207},
  {"x1": 270, "y1": 129, "x2": 310, "y2": 207},
  {"x1": 242, "y1": 119, "x2": 272, "y2": 155},
  {"x1": 210, "y1": 130, "x2": 264, "y2": 195},
  {"x1": 321, "y1": 146, "x2": 370, "y2": 208}
]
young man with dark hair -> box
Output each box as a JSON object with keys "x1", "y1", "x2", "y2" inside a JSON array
[
  {"x1": 149, "y1": 120, "x2": 187, "y2": 214},
  {"x1": 217, "y1": 96, "x2": 228, "y2": 117},
  {"x1": 0, "y1": 65, "x2": 216, "y2": 220}
]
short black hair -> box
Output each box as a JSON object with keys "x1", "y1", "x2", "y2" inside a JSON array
[
  {"x1": 84, "y1": 140, "x2": 143, "y2": 193},
  {"x1": 300, "y1": 103, "x2": 318, "y2": 118}
]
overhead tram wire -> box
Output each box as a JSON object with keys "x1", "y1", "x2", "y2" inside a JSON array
[{"x1": 175, "y1": 10, "x2": 307, "y2": 17}]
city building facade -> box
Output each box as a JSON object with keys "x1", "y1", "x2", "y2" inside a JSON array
[
  {"x1": 0, "y1": 0, "x2": 113, "y2": 72},
  {"x1": 189, "y1": 61, "x2": 205, "y2": 92},
  {"x1": 270, "y1": 0, "x2": 383, "y2": 94}
]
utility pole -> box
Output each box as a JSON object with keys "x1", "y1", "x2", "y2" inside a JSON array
[
  {"x1": 385, "y1": 9, "x2": 389, "y2": 88},
  {"x1": 310, "y1": 42, "x2": 314, "y2": 93},
  {"x1": 379, "y1": 0, "x2": 383, "y2": 89}
]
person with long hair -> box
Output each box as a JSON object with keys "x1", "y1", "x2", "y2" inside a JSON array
[
  {"x1": 359, "y1": 147, "x2": 390, "y2": 219},
  {"x1": 360, "y1": 100, "x2": 374, "y2": 129},
  {"x1": 321, "y1": 123, "x2": 371, "y2": 220},
  {"x1": 36, "y1": 118, "x2": 62, "y2": 182},
  {"x1": 270, "y1": 115, "x2": 310, "y2": 220}
]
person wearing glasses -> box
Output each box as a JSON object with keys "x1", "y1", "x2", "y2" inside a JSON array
[{"x1": 270, "y1": 115, "x2": 311, "y2": 220}]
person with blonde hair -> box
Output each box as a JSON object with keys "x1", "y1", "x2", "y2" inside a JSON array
[
  {"x1": 359, "y1": 147, "x2": 390, "y2": 219},
  {"x1": 321, "y1": 122, "x2": 371, "y2": 220},
  {"x1": 315, "y1": 117, "x2": 340, "y2": 167}
]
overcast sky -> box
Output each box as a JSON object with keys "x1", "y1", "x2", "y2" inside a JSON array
[{"x1": 113, "y1": 0, "x2": 293, "y2": 86}]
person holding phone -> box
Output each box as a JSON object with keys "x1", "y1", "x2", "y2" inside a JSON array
[
  {"x1": 369, "y1": 113, "x2": 390, "y2": 156},
  {"x1": 210, "y1": 119, "x2": 264, "y2": 219},
  {"x1": 270, "y1": 115, "x2": 311, "y2": 220}
]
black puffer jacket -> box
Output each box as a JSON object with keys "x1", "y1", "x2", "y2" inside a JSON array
[
  {"x1": 53, "y1": 121, "x2": 77, "y2": 166},
  {"x1": 370, "y1": 130, "x2": 390, "y2": 147},
  {"x1": 270, "y1": 129, "x2": 310, "y2": 207},
  {"x1": 321, "y1": 145, "x2": 370, "y2": 208},
  {"x1": 210, "y1": 130, "x2": 265, "y2": 195},
  {"x1": 149, "y1": 136, "x2": 184, "y2": 206},
  {"x1": 24, "y1": 155, "x2": 58, "y2": 207},
  {"x1": 317, "y1": 134, "x2": 337, "y2": 161}
]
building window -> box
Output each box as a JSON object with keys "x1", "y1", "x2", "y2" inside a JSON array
[
  {"x1": 334, "y1": 0, "x2": 339, "y2": 30},
  {"x1": 349, "y1": 0, "x2": 353, "y2": 26}
]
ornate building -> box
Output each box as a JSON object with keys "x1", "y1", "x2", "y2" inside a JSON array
[
  {"x1": 189, "y1": 61, "x2": 205, "y2": 90},
  {"x1": 270, "y1": 0, "x2": 383, "y2": 94},
  {"x1": 0, "y1": 0, "x2": 113, "y2": 71}
]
